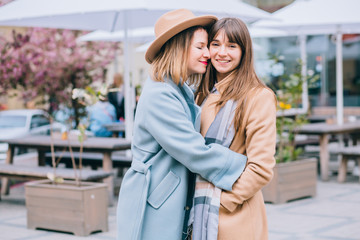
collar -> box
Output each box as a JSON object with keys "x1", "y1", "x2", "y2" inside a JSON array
[{"x1": 165, "y1": 77, "x2": 194, "y2": 103}]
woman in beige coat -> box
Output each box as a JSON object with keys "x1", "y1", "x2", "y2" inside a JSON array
[{"x1": 195, "y1": 18, "x2": 277, "y2": 240}]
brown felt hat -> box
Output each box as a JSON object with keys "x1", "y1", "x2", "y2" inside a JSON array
[{"x1": 145, "y1": 9, "x2": 217, "y2": 64}]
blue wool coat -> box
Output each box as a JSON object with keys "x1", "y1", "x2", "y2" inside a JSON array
[{"x1": 116, "y1": 77, "x2": 247, "y2": 240}]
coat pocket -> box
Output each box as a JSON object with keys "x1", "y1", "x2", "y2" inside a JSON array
[{"x1": 147, "y1": 171, "x2": 180, "y2": 209}]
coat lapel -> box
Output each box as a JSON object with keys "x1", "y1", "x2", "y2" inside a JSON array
[{"x1": 166, "y1": 79, "x2": 201, "y2": 131}]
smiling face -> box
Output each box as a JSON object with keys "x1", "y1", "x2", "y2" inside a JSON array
[
  {"x1": 210, "y1": 29, "x2": 242, "y2": 81},
  {"x1": 187, "y1": 28, "x2": 210, "y2": 76}
]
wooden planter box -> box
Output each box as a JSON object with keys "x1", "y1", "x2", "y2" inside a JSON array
[
  {"x1": 262, "y1": 158, "x2": 317, "y2": 204},
  {"x1": 25, "y1": 179, "x2": 108, "y2": 236}
]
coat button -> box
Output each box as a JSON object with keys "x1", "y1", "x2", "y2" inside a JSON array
[{"x1": 185, "y1": 206, "x2": 190, "y2": 211}]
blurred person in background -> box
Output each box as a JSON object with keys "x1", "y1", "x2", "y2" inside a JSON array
[
  {"x1": 108, "y1": 73, "x2": 125, "y2": 122},
  {"x1": 88, "y1": 93, "x2": 116, "y2": 137}
]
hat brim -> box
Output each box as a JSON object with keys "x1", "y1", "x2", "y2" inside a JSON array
[{"x1": 145, "y1": 15, "x2": 217, "y2": 64}]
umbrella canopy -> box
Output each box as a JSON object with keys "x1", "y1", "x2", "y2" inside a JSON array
[
  {"x1": 77, "y1": 27, "x2": 154, "y2": 43},
  {"x1": 249, "y1": 27, "x2": 289, "y2": 38},
  {"x1": 0, "y1": 0, "x2": 272, "y2": 31},
  {"x1": 0, "y1": 0, "x2": 272, "y2": 139},
  {"x1": 254, "y1": 0, "x2": 360, "y2": 125},
  {"x1": 135, "y1": 42, "x2": 152, "y2": 53},
  {"x1": 254, "y1": 0, "x2": 360, "y2": 35}
]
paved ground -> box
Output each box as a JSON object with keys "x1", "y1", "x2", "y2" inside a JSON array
[
  {"x1": 1, "y1": 175, "x2": 359, "y2": 240},
  {"x1": 267, "y1": 176, "x2": 360, "y2": 240},
  {"x1": 0, "y1": 153, "x2": 359, "y2": 239}
]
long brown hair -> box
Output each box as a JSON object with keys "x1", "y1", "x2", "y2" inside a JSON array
[
  {"x1": 151, "y1": 26, "x2": 206, "y2": 86},
  {"x1": 196, "y1": 18, "x2": 269, "y2": 130}
]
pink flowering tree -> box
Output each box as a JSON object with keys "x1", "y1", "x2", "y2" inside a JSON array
[{"x1": 0, "y1": 28, "x2": 119, "y2": 127}]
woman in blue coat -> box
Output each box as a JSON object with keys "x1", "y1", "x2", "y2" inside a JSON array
[{"x1": 116, "y1": 9, "x2": 247, "y2": 240}]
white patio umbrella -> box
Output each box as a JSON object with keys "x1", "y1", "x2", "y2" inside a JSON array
[
  {"x1": 0, "y1": 0, "x2": 272, "y2": 139},
  {"x1": 77, "y1": 27, "x2": 154, "y2": 43},
  {"x1": 249, "y1": 27, "x2": 289, "y2": 38},
  {"x1": 254, "y1": 0, "x2": 360, "y2": 125},
  {"x1": 135, "y1": 41, "x2": 152, "y2": 53}
]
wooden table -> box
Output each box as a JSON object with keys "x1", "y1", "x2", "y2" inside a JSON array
[
  {"x1": 103, "y1": 122, "x2": 125, "y2": 138},
  {"x1": 297, "y1": 121, "x2": 360, "y2": 181},
  {"x1": 1, "y1": 135, "x2": 131, "y2": 204}
]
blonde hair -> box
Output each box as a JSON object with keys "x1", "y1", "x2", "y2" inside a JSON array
[
  {"x1": 196, "y1": 18, "x2": 273, "y2": 130},
  {"x1": 150, "y1": 26, "x2": 205, "y2": 86}
]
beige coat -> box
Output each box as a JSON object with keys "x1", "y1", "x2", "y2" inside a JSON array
[{"x1": 200, "y1": 77, "x2": 277, "y2": 240}]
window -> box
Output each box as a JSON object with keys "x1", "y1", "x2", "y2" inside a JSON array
[
  {"x1": 30, "y1": 115, "x2": 50, "y2": 129},
  {"x1": 0, "y1": 116, "x2": 27, "y2": 128}
]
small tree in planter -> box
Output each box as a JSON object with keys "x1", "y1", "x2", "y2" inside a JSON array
[
  {"x1": 26, "y1": 86, "x2": 113, "y2": 236},
  {"x1": 262, "y1": 54, "x2": 320, "y2": 204},
  {"x1": 25, "y1": 105, "x2": 109, "y2": 236}
]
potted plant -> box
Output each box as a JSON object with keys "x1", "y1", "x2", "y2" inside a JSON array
[
  {"x1": 24, "y1": 87, "x2": 110, "y2": 236},
  {"x1": 262, "y1": 54, "x2": 319, "y2": 204}
]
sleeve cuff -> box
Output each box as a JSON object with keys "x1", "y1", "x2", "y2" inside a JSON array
[
  {"x1": 212, "y1": 150, "x2": 247, "y2": 191},
  {"x1": 220, "y1": 191, "x2": 238, "y2": 212}
]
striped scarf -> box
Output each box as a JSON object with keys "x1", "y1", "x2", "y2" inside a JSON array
[{"x1": 187, "y1": 87, "x2": 240, "y2": 240}]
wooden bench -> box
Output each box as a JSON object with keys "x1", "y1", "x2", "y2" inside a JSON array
[
  {"x1": 293, "y1": 135, "x2": 320, "y2": 147},
  {"x1": 44, "y1": 151, "x2": 132, "y2": 169},
  {"x1": 0, "y1": 164, "x2": 113, "y2": 199},
  {"x1": 330, "y1": 145, "x2": 360, "y2": 183}
]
